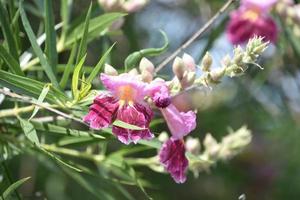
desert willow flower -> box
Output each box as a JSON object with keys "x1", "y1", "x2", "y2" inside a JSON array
[{"x1": 226, "y1": 0, "x2": 278, "y2": 44}]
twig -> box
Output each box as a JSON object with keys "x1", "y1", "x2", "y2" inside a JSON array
[
  {"x1": 0, "y1": 88, "x2": 84, "y2": 124},
  {"x1": 155, "y1": 0, "x2": 237, "y2": 73}
]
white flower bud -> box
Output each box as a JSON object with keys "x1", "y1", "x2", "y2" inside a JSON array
[
  {"x1": 141, "y1": 70, "x2": 153, "y2": 83},
  {"x1": 185, "y1": 137, "x2": 201, "y2": 155},
  {"x1": 172, "y1": 57, "x2": 186, "y2": 80},
  {"x1": 201, "y1": 52, "x2": 213, "y2": 72},
  {"x1": 104, "y1": 64, "x2": 118, "y2": 76},
  {"x1": 182, "y1": 53, "x2": 196, "y2": 71},
  {"x1": 158, "y1": 132, "x2": 169, "y2": 143},
  {"x1": 139, "y1": 57, "x2": 155, "y2": 74},
  {"x1": 128, "y1": 68, "x2": 139, "y2": 75}
]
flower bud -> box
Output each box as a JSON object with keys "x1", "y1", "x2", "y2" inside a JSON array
[
  {"x1": 182, "y1": 53, "x2": 196, "y2": 71},
  {"x1": 203, "y1": 133, "x2": 220, "y2": 159},
  {"x1": 209, "y1": 67, "x2": 226, "y2": 83},
  {"x1": 123, "y1": 0, "x2": 148, "y2": 13},
  {"x1": 172, "y1": 57, "x2": 186, "y2": 80},
  {"x1": 104, "y1": 64, "x2": 118, "y2": 76},
  {"x1": 139, "y1": 57, "x2": 155, "y2": 74},
  {"x1": 222, "y1": 54, "x2": 231, "y2": 68},
  {"x1": 158, "y1": 132, "x2": 169, "y2": 143},
  {"x1": 128, "y1": 68, "x2": 139, "y2": 75},
  {"x1": 141, "y1": 70, "x2": 153, "y2": 83},
  {"x1": 181, "y1": 72, "x2": 196, "y2": 88},
  {"x1": 233, "y1": 46, "x2": 243, "y2": 64},
  {"x1": 185, "y1": 137, "x2": 201, "y2": 155},
  {"x1": 201, "y1": 52, "x2": 213, "y2": 72}
]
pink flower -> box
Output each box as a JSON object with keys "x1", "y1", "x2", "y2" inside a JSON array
[
  {"x1": 226, "y1": 0, "x2": 278, "y2": 44},
  {"x1": 84, "y1": 73, "x2": 154, "y2": 144},
  {"x1": 159, "y1": 138, "x2": 189, "y2": 183}
]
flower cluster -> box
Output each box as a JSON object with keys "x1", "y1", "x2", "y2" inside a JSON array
[
  {"x1": 226, "y1": 0, "x2": 278, "y2": 44},
  {"x1": 83, "y1": 37, "x2": 268, "y2": 183}
]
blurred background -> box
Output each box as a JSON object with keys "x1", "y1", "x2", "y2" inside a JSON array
[{"x1": 1, "y1": 0, "x2": 300, "y2": 199}]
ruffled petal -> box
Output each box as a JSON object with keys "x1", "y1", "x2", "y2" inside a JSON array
[
  {"x1": 147, "y1": 79, "x2": 171, "y2": 108},
  {"x1": 161, "y1": 104, "x2": 196, "y2": 139},
  {"x1": 100, "y1": 73, "x2": 148, "y2": 102},
  {"x1": 159, "y1": 138, "x2": 188, "y2": 184},
  {"x1": 83, "y1": 94, "x2": 119, "y2": 129},
  {"x1": 112, "y1": 103, "x2": 154, "y2": 144}
]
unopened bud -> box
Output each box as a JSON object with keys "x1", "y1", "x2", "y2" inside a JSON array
[
  {"x1": 128, "y1": 68, "x2": 139, "y2": 75},
  {"x1": 104, "y1": 64, "x2": 118, "y2": 76},
  {"x1": 123, "y1": 0, "x2": 148, "y2": 12},
  {"x1": 209, "y1": 67, "x2": 226, "y2": 83},
  {"x1": 139, "y1": 57, "x2": 155, "y2": 74},
  {"x1": 233, "y1": 46, "x2": 243, "y2": 64},
  {"x1": 182, "y1": 53, "x2": 196, "y2": 71},
  {"x1": 173, "y1": 57, "x2": 186, "y2": 80},
  {"x1": 181, "y1": 72, "x2": 196, "y2": 88},
  {"x1": 158, "y1": 132, "x2": 169, "y2": 143},
  {"x1": 203, "y1": 133, "x2": 220, "y2": 159},
  {"x1": 185, "y1": 137, "x2": 201, "y2": 155},
  {"x1": 141, "y1": 70, "x2": 153, "y2": 83},
  {"x1": 201, "y1": 52, "x2": 213, "y2": 72},
  {"x1": 222, "y1": 54, "x2": 231, "y2": 67}
]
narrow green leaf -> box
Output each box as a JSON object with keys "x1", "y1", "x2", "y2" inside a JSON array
[
  {"x1": 65, "y1": 13, "x2": 126, "y2": 47},
  {"x1": 44, "y1": 0, "x2": 58, "y2": 72},
  {"x1": 19, "y1": 2, "x2": 59, "y2": 88},
  {"x1": 72, "y1": 54, "x2": 87, "y2": 100},
  {"x1": 76, "y1": 3, "x2": 92, "y2": 65},
  {"x1": 0, "y1": 45, "x2": 24, "y2": 76},
  {"x1": 86, "y1": 44, "x2": 115, "y2": 84},
  {"x1": 19, "y1": 118, "x2": 40, "y2": 145},
  {"x1": 39, "y1": 147, "x2": 82, "y2": 172},
  {"x1": 0, "y1": 2, "x2": 18, "y2": 60},
  {"x1": 113, "y1": 120, "x2": 145, "y2": 131},
  {"x1": 2, "y1": 177, "x2": 31, "y2": 199},
  {"x1": 60, "y1": 42, "x2": 78, "y2": 89},
  {"x1": 0, "y1": 70, "x2": 67, "y2": 104},
  {"x1": 29, "y1": 84, "x2": 51, "y2": 120}
]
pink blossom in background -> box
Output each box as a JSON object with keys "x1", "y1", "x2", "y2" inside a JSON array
[
  {"x1": 84, "y1": 73, "x2": 154, "y2": 144},
  {"x1": 226, "y1": 0, "x2": 278, "y2": 44}
]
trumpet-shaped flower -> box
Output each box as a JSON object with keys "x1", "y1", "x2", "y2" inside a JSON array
[
  {"x1": 84, "y1": 73, "x2": 154, "y2": 144},
  {"x1": 226, "y1": 0, "x2": 278, "y2": 44},
  {"x1": 159, "y1": 138, "x2": 189, "y2": 183}
]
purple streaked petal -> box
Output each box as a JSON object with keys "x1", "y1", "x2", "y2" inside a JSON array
[
  {"x1": 83, "y1": 94, "x2": 119, "y2": 129},
  {"x1": 147, "y1": 80, "x2": 171, "y2": 108},
  {"x1": 161, "y1": 104, "x2": 196, "y2": 139},
  {"x1": 112, "y1": 103, "x2": 154, "y2": 144},
  {"x1": 159, "y1": 138, "x2": 188, "y2": 184}
]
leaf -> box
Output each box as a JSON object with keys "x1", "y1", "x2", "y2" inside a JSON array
[
  {"x1": 0, "y1": 2, "x2": 18, "y2": 60},
  {"x1": 124, "y1": 30, "x2": 169, "y2": 70},
  {"x1": 86, "y1": 44, "x2": 115, "y2": 84},
  {"x1": 29, "y1": 84, "x2": 51, "y2": 120},
  {"x1": 19, "y1": 2, "x2": 59, "y2": 88},
  {"x1": 31, "y1": 122, "x2": 105, "y2": 139},
  {"x1": 72, "y1": 54, "x2": 87, "y2": 100},
  {"x1": 60, "y1": 0, "x2": 72, "y2": 42},
  {"x1": 0, "y1": 45, "x2": 24, "y2": 76},
  {"x1": 76, "y1": 3, "x2": 92, "y2": 65},
  {"x1": 0, "y1": 70, "x2": 67, "y2": 104},
  {"x1": 38, "y1": 147, "x2": 82, "y2": 172},
  {"x1": 113, "y1": 120, "x2": 145, "y2": 131},
  {"x1": 19, "y1": 118, "x2": 40, "y2": 145},
  {"x1": 60, "y1": 37, "x2": 78, "y2": 89},
  {"x1": 2, "y1": 177, "x2": 31, "y2": 199},
  {"x1": 65, "y1": 13, "x2": 126, "y2": 47},
  {"x1": 44, "y1": 0, "x2": 58, "y2": 72}
]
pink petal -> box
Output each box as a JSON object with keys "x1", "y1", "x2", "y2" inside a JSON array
[
  {"x1": 112, "y1": 103, "x2": 154, "y2": 144},
  {"x1": 161, "y1": 104, "x2": 196, "y2": 139},
  {"x1": 242, "y1": 0, "x2": 277, "y2": 11},
  {"x1": 100, "y1": 73, "x2": 148, "y2": 102},
  {"x1": 147, "y1": 80, "x2": 171, "y2": 108},
  {"x1": 83, "y1": 94, "x2": 119, "y2": 130},
  {"x1": 226, "y1": 9, "x2": 278, "y2": 44},
  {"x1": 159, "y1": 138, "x2": 188, "y2": 184}
]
